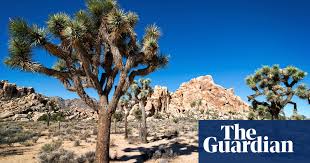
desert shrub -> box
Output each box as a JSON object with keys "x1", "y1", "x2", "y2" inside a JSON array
[
  {"x1": 20, "y1": 140, "x2": 34, "y2": 146},
  {"x1": 67, "y1": 136, "x2": 75, "y2": 141},
  {"x1": 172, "y1": 117, "x2": 179, "y2": 123},
  {"x1": 80, "y1": 132, "x2": 90, "y2": 140},
  {"x1": 38, "y1": 139, "x2": 75, "y2": 163},
  {"x1": 0, "y1": 123, "x2": 39, "y2": 145},
  {"x1": 77, "y1": 151, "x2": 96, "y2": 163},
  {"x1": 38, "y1": 148, "x2": 75, "y2": 163},
  {"x1": 41, "y1": 140, "x2": 63, "y2": 152},
  {"x1": 52, "y1": 130, "x2": 64, "y2": 137},
  {"x1": 153, "y1": 113, "x2": 163, "y2": 119},
  {"x1": 32, "y1": 136, "x2": 40, "y2": 143},
  {"x1": 163, "y1": 129, "x2": 179, "y2": 140},
  {"x1": 66, "y1": 128, "x2": 73, "y2": 134},
  {"x1": 74, "y1": 140, "x2": 80, "y2": 146}
]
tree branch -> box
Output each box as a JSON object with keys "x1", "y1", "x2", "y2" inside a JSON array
[
  {"x1": 287, "y1": 101, "x2": 297, "y2": 112},
  {"x1": 72, "y1": 76, "x2": 98, "y2": 109}
]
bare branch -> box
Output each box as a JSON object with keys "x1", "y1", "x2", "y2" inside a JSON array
[
  {"x1": 72, "y1": 76, "x2": 98, "y2": 109},
  {"x1": 287, "y1": 101, "x2": 297, "y2": 112}
]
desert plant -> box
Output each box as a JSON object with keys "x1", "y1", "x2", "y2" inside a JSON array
[
  {"x1": 246, "y1": 65, "x2": 310, "y2": 120},
  {"x1": 38, "y1": 147, "x2": 75, "y2": 163},
  {"x1": 119, "y1": 96, "x2": 131, "y2": 138},
  {"x1": 190, "y1": 99, "x2": 202, "y2": 110},
  {"x1": 119, "y1": 83, "x2": 140, "y2": 138},
  {"x1": 41, "y1": 140, "x2": 63, "y2": 153},
  {"x1": 112, "y1": 111, "x2": 123, "y2": 133},
  {"x1": 130, "y1": 78, "x2": 153, "y2": 143},
  {"x1": 38, "y1": 100, "x2": 64, "y2": 127},
  {"x1": 74, "y1": 140, "x2": 81, "y2": 146},
  {"x1": 4, "y1": 0, "x2": 168, "y2": 162},
  {"x1": 0, "y1": 123, "x2": 39, "y2": 145},
  {"x1": 153, "y1": 112, "x2": 163, "y2": 119},
  {"x1": 77, "y1": 151, "x2": 96, "y2": 163},
  {"x1": 20, "y1": 140, "x2": 34, "y2": 146}
]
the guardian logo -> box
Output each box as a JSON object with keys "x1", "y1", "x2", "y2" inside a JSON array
[{"x1": 203, "y1": 124, "x2": 294, "y2": 153}]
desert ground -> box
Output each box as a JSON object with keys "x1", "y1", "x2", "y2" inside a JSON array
[{"x1": 0, "y1": 117, "x2": 198, "y2": 163}]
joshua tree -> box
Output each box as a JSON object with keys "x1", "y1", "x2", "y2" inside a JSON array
[
  {"x1": 45, "y1": 100, "x2": 59, "y2": 127},
  {"x1": 248, "y1": 105, "x2": 286, "y2": 120},
  {"x1": 119, "y1": 89, "x2": 136, "y2": 139},
  {"x1": 112, "y1": 111, "x2": 123, "y2": 133},
  {"x1": 4, "y1": 0, "x2": 168, "y2": 162},
  {"x1": 246, "y1": 65, "x2": 309, "y2": 120},
  {"x1": 130, "y1": 78, "x2": 153, "y2": 143}
]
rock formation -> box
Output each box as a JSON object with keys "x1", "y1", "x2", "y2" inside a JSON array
[
  {"x1": 0, "y1": 80, "x2": 35, "y2": 99},
  {"x1": 145, "y1": 86, "x2": 170, "y2": 116},
  {"x1": 145, "y1": 75, "x2": 249, "y2": 119},
  {"x1": 0, "y1": 80, "x2": 97, "y2": 121},
  {"x1": 1, "y1": 75, "x2": 250, "y2": 121}
]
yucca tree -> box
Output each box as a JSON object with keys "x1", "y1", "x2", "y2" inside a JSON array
[
  {"x1": 119, "y1": 95, "x2": 133, "y2": 138},
  {"x1": 246, "y1": 65, "x2": 309, "y2": 120},
  {"x1": 4, "y1": 0, "x2": 168, "y2": 162},
  {"x1": 112, "y1": 110, "x2": 123, "y2": 133},
  {"x1": 130, "y1": 78, "x2": 153, "y2": 143}
]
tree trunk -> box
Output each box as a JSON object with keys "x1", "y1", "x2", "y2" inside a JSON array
[
  {"x1": 124, "y1": 114, "x2": 128, "y2": 139},
  {"x1": 96, "y1": 97, "x2": 111, "y2": 163},
  {"x1": 274, "y1": 114, "x2": 279, "y2": 120},
  {"x1": 139, "y1": 101, "x2": 147, "y2": 143},
  {"x1": 47, "y1": 113, "x2": 50, "y2": 127},
  {"x1": 114, "y1": 118, "x2": 117, "y2": 134}
]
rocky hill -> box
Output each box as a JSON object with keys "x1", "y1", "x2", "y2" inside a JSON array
[
  {"x1": 0, "y1": 80, "x2": 96, "y2": 121},
  {"x1": 1, "y1": 75, "x2": 250, "y2": 121},
  {"x1": 145, "y1": 75, "x2": 249, "y2": 119}
]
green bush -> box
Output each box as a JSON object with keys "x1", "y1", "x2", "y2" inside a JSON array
[{"x1": 37, "y1": 112, "x2": 65, "y2": 122}]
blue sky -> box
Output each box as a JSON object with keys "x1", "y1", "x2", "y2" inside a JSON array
[{"x1": 0, "y1": 0, "x2": 309, "y2": 116}]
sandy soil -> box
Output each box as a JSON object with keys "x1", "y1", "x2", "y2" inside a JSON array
[{"x1": 0, "y1": 119, "x2": 198, "y2": 163}]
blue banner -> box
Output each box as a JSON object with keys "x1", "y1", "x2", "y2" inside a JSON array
[{"x1": 199, "y1": 120, "x2": 310, "y2": 163}]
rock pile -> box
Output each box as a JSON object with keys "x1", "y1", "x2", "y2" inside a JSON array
[
  {"x1": 145, "y1": 75, "x2": 249, "y2": 119},
  {"x1": 0, "y1": 80, "x2": 34, "y2": 99},
  {"x1": 0, "y1": 80, "x2": 97, "y2": 121},
  {"x1": 1, "y1": 75, "x2": 250, "y2": 121}
]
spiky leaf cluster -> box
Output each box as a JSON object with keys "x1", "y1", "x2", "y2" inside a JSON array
[{"x1": 129, "y1": 78, "x2": 153, "y2": 101}]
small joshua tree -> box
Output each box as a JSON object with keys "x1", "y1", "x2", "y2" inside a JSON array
[
  {"x1": 112, "y1": 111, "x2": 123, "y2": 133},
  {"x1": 130, "y1": 78, "x2": 153, "y2": 143},
  {"x1": 4, "y1": 0, "x2": 168, "y2": 162},
  {"x1": 119, "y1": 89, "x2": 136, "y2": 139},
  {"x1": 45, "y1": 100, "x2": 60, "y2": 127},
  {"x1": 246, "y1": 65, "x2": 310, "y2": 120}
]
